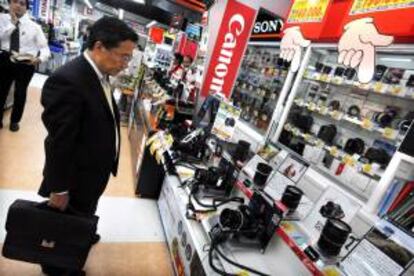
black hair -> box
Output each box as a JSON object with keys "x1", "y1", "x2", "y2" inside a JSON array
[
  {"x1": 174, "y1": 53, "x2": 183, "y2": 65},
  {"x1": 7, "y1": 0, "x2": 29, "y2": 9},
  {"x1": 87, "y1": 16, "x2": 138, "y2": 50}
]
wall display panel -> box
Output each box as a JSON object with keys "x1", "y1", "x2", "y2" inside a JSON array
[
  {"x1": 231, "y1": 45, "x2": 291, "y2": 135},
  {"x1": 271, "y1": 46, "x2": 414, "y2": 201}
]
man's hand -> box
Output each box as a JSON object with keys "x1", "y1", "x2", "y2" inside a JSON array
[
  {"x1": 48, "y1": 192, "x2": 69, "y2": 211},
  {"x1": 338, "y1": 17, "x2": 394, "y2": 83},
  {"x1": 280, "y1": 26, "x2": 311, "y2": 73},
  {"x1": 10, "y1": 10, "x2": 18, "y2": 25},
  {"x1": 27, "y1": 58, "x2": 41, "y2": 66}
]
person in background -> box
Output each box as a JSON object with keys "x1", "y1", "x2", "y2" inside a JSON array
[
  {"x1": 39, "y1": 17, "x2": 138, "y2": 276},
  {"x1": 0, "y1": 0, "x2": 50, "y2": 131},
  {"x1": 181, "y1": 55, "x2": 197, "y2": 102}
]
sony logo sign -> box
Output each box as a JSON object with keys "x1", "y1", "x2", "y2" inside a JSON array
[
  {"x1": 209, "y1": 14, "x2": 245, "y2": 95},
  {"x1": 253, "y1": 19, "x2": 284, "y2": 34}
]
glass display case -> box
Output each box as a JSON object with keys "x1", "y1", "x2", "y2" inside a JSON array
[
  {"x1": 230, "y1": 44, "x2": 292, "y2": 135},
  {"x1": 270, "y1": 45, "x2": 414, "y2": 200}
]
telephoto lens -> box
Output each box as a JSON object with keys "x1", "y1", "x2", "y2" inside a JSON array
[
  {"x1": 317, "y1": 219, "x2": 352, "y2": 257},
  {"x1": 253, "y1": 163, "x2": 273, "y2": 188},
  {"x1": 219, "y1": 208, "x2": 244, "y2": 231},
  {"x1": 281, "y1": 185, "x2": 304, "y2": 213}
]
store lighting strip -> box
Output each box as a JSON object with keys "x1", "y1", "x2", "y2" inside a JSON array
[
  {"x1": 133, "y1": 0, "x2": 146, "y2": 4},
  {"x1": 380, "y1": 57, "x2": 412, "y2": 62},
  {"x1": 84, "y1": 0, "x2": 92, "y2": 9}
]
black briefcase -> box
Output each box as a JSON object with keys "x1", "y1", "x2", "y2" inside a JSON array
[{"x1": 2, "y1": 199, "x2": 98, "y2": 269}]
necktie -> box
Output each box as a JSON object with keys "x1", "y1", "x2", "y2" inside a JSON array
[{"x1": 10, "y1": 21, "x2": 20, "y2": 53}]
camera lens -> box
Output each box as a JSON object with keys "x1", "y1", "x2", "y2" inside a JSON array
[
  {"x1": 317, "y1": 219, "x2": 352, "y2": 257},
  {"x1": 253, "y1": 163, "x2": 272, "y2": 187},
  {"x1": 234, "y1": 140, "x2": 250, "y2": 162},
  {"x1": 281, "y1": 185, "x2": 303, "y2": 212},
  {"x1": 219, "y1": 208, "x2": 244, "y2": 231}
]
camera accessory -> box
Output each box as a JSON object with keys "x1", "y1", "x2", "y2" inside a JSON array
[
  {"x1": 407, "y1": 75, "x2": 414, "y2": 87},
  {"x1": 253, "y1": 163, "x2": 273, "y2": 187},
  {"x1": 233, "y1": 140, "x2": 251, "y2": 163},
  {"x1": 364, "y1": 147, "x2": 391, "y2": 167},
  {"x1": 291, "y1": 113, "x2": 314, "y2": 133},
  {"x1": 281, "y1": 185, "x2": 304, "y2": 213},
  {"x1": 347, "y1": 105, "x2": 361, "y2": 118},
  {"x1": 373, "y1": 65, "x2": 387, "y2": 81},
  {"x1": 320, "y1": 201, "x2": 345, "y2": 219},
  {"x1": 344, "y1": 138, "x2": 365, "y2": 155},
  {"x1": 224, "y1": 117, "x2": 236, "y2": 127},
  {"x1": 317, "y1": 124, "x2": 337, "y2": 145},
  {"x1": 344, "y1": 68, "x2": 356, "y2": 80},
  {"x1": 315, "y1": 62, "x2": 324, "y2": 72},
  {"x1": 398, "y1": 111, "x2": 414, "y2": 133},
  {"x1": 317, "y1": 219, "x2": 352, "y2": 257},
  {"x1": 373, "y1": 107, "x2": 398, "y2": 128},
  {"x1": 328, "y1": 100, "x2": 341, "y2": 111},
  {"x1": 322, "y1": 66, "x2": 332, "y2": 75},
  {"x1": 334, "y1": 67, "x2": 345, "y2": 77}
]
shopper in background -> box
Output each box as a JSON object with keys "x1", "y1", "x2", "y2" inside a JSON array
[
  {"x1": 39, "y1": 17, "x2": 138, "y2": 276},
  {"x1": 0, "y1": 0, "x2": 50, "y2": 131},
  {"x1": 181, "y1": 55, "x2": 197, "y2": 102},
  {"x1": 168, "y1": 52, "x2": 184, "y2": 79}
]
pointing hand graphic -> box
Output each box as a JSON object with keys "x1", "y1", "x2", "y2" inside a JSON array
[
  {"x1": 280, "y1": 26, "x2": 311, "y2": 73},
  {"x1": 338, "y1": 18, "x2": 394, "y2": 83}
]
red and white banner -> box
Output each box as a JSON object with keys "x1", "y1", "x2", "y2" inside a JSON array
[{"x1": 200, "y1": 0, "x2": 257, "y2": 98}]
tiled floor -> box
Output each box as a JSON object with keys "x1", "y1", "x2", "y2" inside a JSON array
[{"x1": 0, "y1": 74, "x2": 173, "y2": 275}]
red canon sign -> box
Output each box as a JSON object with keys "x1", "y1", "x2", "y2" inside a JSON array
[{"x1": 201, "y1": 0, "x2": 257, "y2": 98}]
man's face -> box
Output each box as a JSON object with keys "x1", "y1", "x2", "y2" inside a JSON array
[
  {"x1": 183, "y1": 57, "x2": 192, "y2": 68},
  {"x1": 93, "y1": 40, "x2": 136, "y2": 76},
  {"x1": 9, "y1": 0, "x2": 27, "y2": 18}
]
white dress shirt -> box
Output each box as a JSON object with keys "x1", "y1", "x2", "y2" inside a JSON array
[
  {"x1": 0, "y1": 13, "x2": 50, "y2": 62},
  {"x1": 83, "y1": 51, "x2": 119, "y2": 160}
]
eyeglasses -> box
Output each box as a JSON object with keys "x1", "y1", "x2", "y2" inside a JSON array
[{"x1": 106, "y1": 48, "x2": 132, "y2": 63}]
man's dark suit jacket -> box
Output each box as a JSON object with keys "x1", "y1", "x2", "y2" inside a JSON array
[{"x1": 38, "y1": 55, "x2": 120, "y2": 201}]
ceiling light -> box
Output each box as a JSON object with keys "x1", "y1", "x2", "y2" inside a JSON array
[
  {"x1": 119, "y1": 8, "x2": 124, "y2": 20},
  {"x1": 380, "y1": 57, "x2": 412, "y2": 62},
  {"x1": 146, "y1": 20, "x2": 157, "y2": 28},
  {"x1": 84, "y1": 0, "x2": 93, "y2": 9},
  {"x1": 133, "y1": 0, "x2": 146, "y2": 4}
]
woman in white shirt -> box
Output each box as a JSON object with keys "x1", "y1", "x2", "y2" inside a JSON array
[{"x1": 0, "y1": 0, "x2": 50, "y2": 132}]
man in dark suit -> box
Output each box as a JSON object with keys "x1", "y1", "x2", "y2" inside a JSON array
[{"x1": 39, "y1": 17, "x2": 138, "y2": 276}]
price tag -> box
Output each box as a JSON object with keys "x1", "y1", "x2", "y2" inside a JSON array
[
  {"x1": 284, "y1": 124, "x2": 292, "y2": 131},
  {"x1": 343, "y1": 154, "x2": 356, "y2": 167},
  {"x1": 362, "y1": 163, "x2": 372, "y2": 174},
  {"x1": 331, "y1": 111, "x2": 343, "y2": 121},
  {"x1": 315, "y1": 139, "x2": 325, "y2": 148},
  {"x1": 373, "y1": 82, "x2": 383, "y2": 93},
  {"x1": 308, "y1": 102, "x2": 316, "y2": 111},
  {"x1": 292, "y1": 128, "x2": 300, "y2": 136},
  {"x1": 303, "y1": 134, "x2": 311, "y2": 142},
  {"x1": 329, "y1": 146, "x2": 339, "y2": 157},
  {"x1": 383, "y1": 127, "x2": 397, "y2": 140},
  {"x1": 320, "y1": 74, "x2": 329, "y2": 82},
  {"x1": 319, "y1": 106, "x2": 328, "y2": 115},
  {"x1": 361, "y1": 118, "x2": 374, "y2": 130},
  {"x1": 390, "y1": 85, "x2": 402, "y2": 95}
]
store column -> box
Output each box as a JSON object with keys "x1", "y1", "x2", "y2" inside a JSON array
[{"x1": 200, "y1": 0, "x2": 260, "y2": 99}]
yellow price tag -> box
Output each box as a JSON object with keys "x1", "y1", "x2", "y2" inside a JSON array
[
  {"x1": 343, "y1": 154, "x2": 356, "y2": 167},
  {"x1": 331, "y1": 111, "x2": 342, "y2": 120},
  {"x1": 383, "y1": 128, "x2": 397, "y2": 140},
  {"x1": 373, "y1": 82, "x2": 383, "y2": 93},
  {"x1": 284, "y1": 124, "x2": 292, "y2": 131},
  {"x1": 319, "y1": 106, "x2": 328, "y2": 115},
  {"x1": 320, "y1": 74, "x2": 329, "y2": 82},
  {"x1": 308, "y1": 102, "x2": 316, "y2": 111},
  {"x1": 237, "y1": 271, "x2": 250, "y2": 276},
  {"x1": 303, "y1": 134, "x2": 311, "y2": 142},
  {"x1": 390, "y1": 85, "x2": 402, "y2": 95},
  {"x1": 330, "y1": 147, "x2": 339, "y2": 157},
  {"x1": 292, "y1": 128, "x2": 300, "y2": 136},
  {"x1": 361, "y1": 119, "x2": 374, "y2": 130},
  {"x1": 362, "y1": 163, "x2": 372, "y2": 174}
]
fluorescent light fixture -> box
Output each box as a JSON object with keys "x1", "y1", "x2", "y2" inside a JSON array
[
  {"x1": 119, "y1": 8, "x2": 124, "y2": 20},
  {"x1": 84, "y1": 0, "x2": 92, "y2": 9},
  {"x1": 146, "y1": 20, "x2": 157, "y2": 28},
  {"x1": 380, "y1": 57, "x2": 412, "y2": 62},
  {"x1": 133, "y1": 0, "x2": 146, "y2": 4}
]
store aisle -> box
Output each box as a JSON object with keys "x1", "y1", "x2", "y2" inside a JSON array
[{"x1": 0, "y1": 74, "x2": 173, "y2": 275}]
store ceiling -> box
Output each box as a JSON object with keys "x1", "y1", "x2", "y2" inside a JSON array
[{"x1": 94, "y1": 0, "x2": 202, "y2": 26}]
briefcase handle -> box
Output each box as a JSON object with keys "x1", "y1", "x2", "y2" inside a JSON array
[{"x1": 36, "y1": 201, "x2": 88, "y2": 217}]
